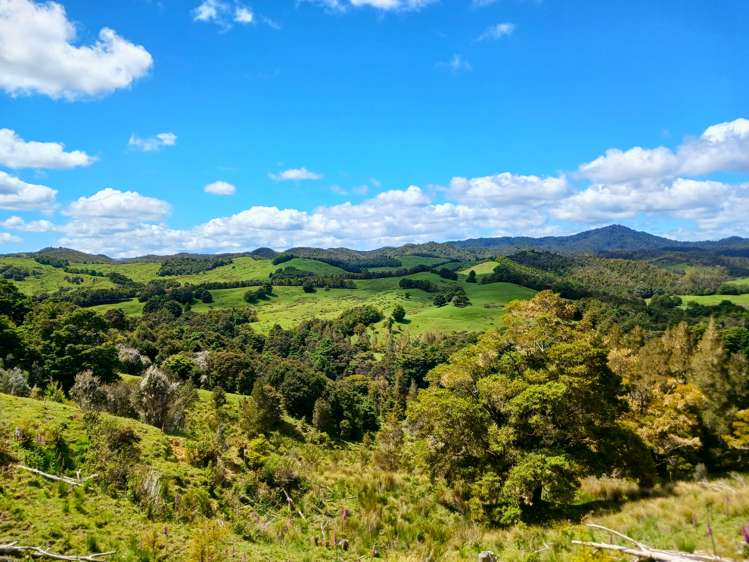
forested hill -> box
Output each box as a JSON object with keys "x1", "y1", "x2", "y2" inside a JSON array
[
  {"x1": 5, "y1": 225, "x2": 749, "y2": 263},
  {"x1": 448, "y1": 224, "x2": 749, "y2": 255}
]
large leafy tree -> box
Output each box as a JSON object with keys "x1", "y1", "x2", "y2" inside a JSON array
[
  {"x1": 21, "y1": 302, "x2": 118, "y2": 390},
  {"x1": 0, "y1": 279, "x2": 30, "y2": 324},
  {"x1": 406, "y1": 291, "x2": 651, "y2": 524}
]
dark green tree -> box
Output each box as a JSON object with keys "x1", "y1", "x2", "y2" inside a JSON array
[{"x1": 392, "y1": 304, "x2": 406, "y2": 323}]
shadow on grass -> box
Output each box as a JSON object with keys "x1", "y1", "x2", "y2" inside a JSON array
[{"x1": 520, "y1": 484, "x2": 680, "y2": 526}]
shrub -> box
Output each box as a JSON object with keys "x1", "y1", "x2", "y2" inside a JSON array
[
  {"x1": 85, "y1": 415, "x2": 142, "y2": 489},
  {"x1": 117, "y1": 345, "x2": 150, "y2": 375},
  {"x1": 135, "y1": 366, "x2": 196, "y2": 432},
  {"x1": 104, "y1": 380, "x2": 138, "y2": 418},
  {"x1": 240, "y1": 384, "x2": 283, "y2": 436},
  {"x1": 44, "y1": 381, "x2": 65, "y2": 403},
  {"x1": 0, "y1": 366, "x2": 31, "y2": 396},
  {"x1": 392, "y1": 304, "x2": 406, "y2": 323},
  {"x1": 70, "y1": 370, "x2": 107, "y2": 411},
  {"x1": 187, "y1": 519, "x2": 228, "y2": 562}
]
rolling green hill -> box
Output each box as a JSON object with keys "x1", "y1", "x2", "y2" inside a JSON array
[{"x1": 92, "y1": 273, "x2": 536, "y2": 334}]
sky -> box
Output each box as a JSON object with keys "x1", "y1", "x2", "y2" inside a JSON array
[{"x1": 0, "y1": 0, "x2": 748, "y2": 257}]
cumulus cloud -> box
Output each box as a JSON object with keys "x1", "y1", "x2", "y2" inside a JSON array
[
  {"x1": 204, "y1": 181, "x2": 236, "y2": 195},
  {"x1": 0, "y1": 129, "x2": 94, "y2": 169},
  {"x1": 0, "y1": 0, "x2": 153, "y2": 99},
  {"x1": 55, "y1": 182, "x2": 553, "y2": 257},
  {"x1": 38, "y1": 116, "x2": 749, "y2": 256},
  {"x1": 68, "y1": 188, "x2": 170, "y2": 221},
  {"x1": 0, "y1": 171, "x2": 57, "y2": 211},
  {"x1": 0, "y1": 215, "x2": 56, "y2": 232},
  {"x1": 478, "y1": 22, "x2": 515, "y2": 41},
  {"x1": 579, "y1": 117, "x2": 749, "y2": 183},
  {"x1": 0, "y1": 232, "x2": 21, "y2": 244},
  {"x1": 128, "y1": 132, "x2": 177, "y2": 152},
  {"x1": 450, "y1": 173, "x2": 568, "y2": 205},
  {"x1": 552, "y1": 178, "x2": 733, "y2": 222},
  {"x1": 269, "y1": 167, "x2": 323, "y2": 181}
]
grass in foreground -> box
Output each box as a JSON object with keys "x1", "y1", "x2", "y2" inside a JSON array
[{"x1": 2, "y1": 392, "x2": 749, "y2": 561}]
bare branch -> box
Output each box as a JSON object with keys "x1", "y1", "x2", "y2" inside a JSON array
[
  {"x1": 14, "y1": 465, "x2": 97, "y2": 487},
  {"x1": 0, "y1": 542, "x2": 114, "y2": 561}
]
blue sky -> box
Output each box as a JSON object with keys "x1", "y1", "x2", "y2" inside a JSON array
[{"x1": 0, "y1": 0, "x2": 748, "y2": 256}]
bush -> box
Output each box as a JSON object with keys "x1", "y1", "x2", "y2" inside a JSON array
[
  {"x1": 135, "y1": 366, "x2": 196, "y2": 431},
  {"x1": 104, "y1": 380, "x2": 138, "y2": 418},
  {"x1": 392, "y1": 304, "x2": 406, "y2": 323},
  {"x1": 117, "y1": 345, "x2": 151, "y2": 375},
  {"x1": 187, "y1": 519, "x2": 229, "y2": 562},
  {"x1": 240, "y1": 384, "x2": 283, "y2": 436},
  {"x1": 0, "y1": 366, "x2": 31, "y2": 396},
  {"x1": 70, "y1": 370, "x2": 107, "y2": 411}
]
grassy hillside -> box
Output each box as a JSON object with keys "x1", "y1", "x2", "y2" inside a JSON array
[
  {"x1": 368, "y1": 255, "x2": 449, "y2": 272},
  {"x1": 459, "y1": 260, "x2": 501, "y2": 276},
  {"x1": 679, "y1": 293, "x2": 749, "y2": 308},
  {"x1": 0, "y1": 256, "x2": 117, "y2": 295},
  {"x1": 92, "y1": 273, "x2": 536, "y2": 334},
  {"x1": 3, "y1": 392, "x2": 748, "y2": 562},
  {"x1": 0, "y1": 255, "x2": 349, "y2": 295}
]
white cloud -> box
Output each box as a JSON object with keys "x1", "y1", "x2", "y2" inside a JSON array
[
  {"x1": 478, "y1": 22, "x2": 515, "y2": 41},
  {"x1": 234, "y1": 6, "x2": 254, "y2": 23},
  {"x1": 68, "y1": 188, "x2": 170, "y2": 221},
  {"x1": 0, "y1": 215, "x2": 56, "y2": 232},
  {"x1": 579, "y1": 146, "x2": 679, "y2": 184},
  {"x1": 55, "y1": 182, "x2": 553, "y2": 257},
  {"x1": 552, "y1": 178, "x2": 738, "y2": 223},
  {"x1": 349, "y1": 0, "x2": 434, "y2": 9},
  {"x1": 38, "y1": 116, "x2": 749, "y2": 256},
  {"x1": 0, "y1": 232, "x2": 21, "y2": 244},
  {"x1": 0, "y1": 171, "x2": 57, "y2": 211},
  {"x1": 307, "y1": 0, "x2": 435, "y2": 11},
  {"x1": 450, "y1": 172, "x2": 568, "y2": 205},
  {"x1": 579, "y1": 117, "x2": 749, "y2": 183},
  {"x1": 193, "y1": 1, "x2": 257, "y2": 27},
  {"x1": 0, "y1": 128, "x2": 95, "y2": 169},
  {"x1": 0, "y1": 0, "x2": 153, "y2": 99},
  {"x1": 193, "y1": 0, "x2": 221, "y2": 21},
  {"x1": 269, "y1": 167, "x2": 323, "y2": 181},
  {"x1": 439, "y1": 54, "x2": 472, "y2": 73},
  {"x1": 128, "y1": 132, "x2": 177, "y2": 152},
  {"x1": 204, "y1": 180, "x2": 236, "y2": 195}
]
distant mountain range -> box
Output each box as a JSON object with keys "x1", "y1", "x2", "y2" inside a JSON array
[
  {"x1": 449, "y1": 225, "x2": 749, "y2": 254},
  {"x1": 5, "y1": 225, "x2": 749, "y2": 263}
]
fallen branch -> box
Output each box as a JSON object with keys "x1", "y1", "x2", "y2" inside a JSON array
[
  {"x1": 0, "y1": 541, "x2": 114, "y2": 561},
  {"x1": 15, "y1": 465, "x2": 97, "y2": 487},
  {"x1": 282, "y1": 488, "x2": 307, "y2": 521},
  {"x1": 572, "y1": 524, "x2": 738, "y2": 562}
]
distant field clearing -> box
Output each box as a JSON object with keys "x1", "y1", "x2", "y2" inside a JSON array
[
  {"x1": 459, "y1": 261, "x2": 500, "y2": 276},
  {"x1": 679, "y1": 293, "x2": 749, "y2": 308}
]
